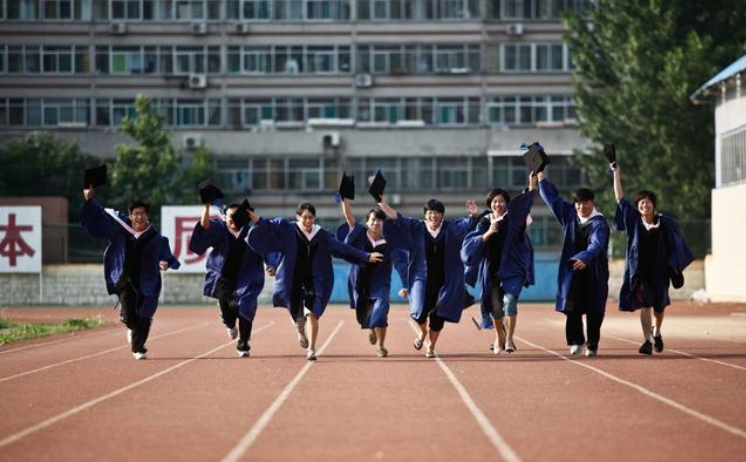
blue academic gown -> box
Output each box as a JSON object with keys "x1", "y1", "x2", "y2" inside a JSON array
[
  {"x1": 81, "y1": 198, "x2": 180, "y2": 318},
  {"x1": 383, "y1": 213, "x2": 478, "y2": 323},
  {"x1": 247, "y1": 217, "x2": 372, "y2": 318},
  {"x1": 461, "y1": 191, "x2": 536, "y2": 319},
  {"x1": 336, "y1": 223, "x2": 409, "y2": 328},
  {"x1": 539, "y1": 179, "x2": 609, "y2": 314},
  {"x1": 189, "y1": 219, "x2": 271, "y2": 322},
  {"x1": 614, "y1": 198, "x2": 694, "y2": 311}
]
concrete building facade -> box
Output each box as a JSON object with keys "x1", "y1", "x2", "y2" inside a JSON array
[{"x1": 0, "y1": 0, "x2": 594, "y2": 250}]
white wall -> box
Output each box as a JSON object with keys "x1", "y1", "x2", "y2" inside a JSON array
[{"x1": 707, "y1": 182, "x2": 746, "y2": 302}]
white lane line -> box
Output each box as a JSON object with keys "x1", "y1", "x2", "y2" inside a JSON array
[
  {"x1": 0, "y1": 323, "x2": 209, "y2": 383},
  {"x1": 0, "y1": 321, "x2": 275, "y2": 449},
  {"x1": 516, "y1": 336, "x2": 746, "y2": 441},
  {"x1": 0, "y1": 329, "x2": 119, "y2": 355},
  {"x1": 220, "y1": 320, "x2": 345, "y2": 462},
  {"x1": 604, "y1": 333, "x2": 746, "y2": 372},
  {"x1": 408, "y1": 322, "x2": 523, "y2": 462}
]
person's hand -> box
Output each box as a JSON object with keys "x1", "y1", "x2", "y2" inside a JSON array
[
  {"x1": 537, "y1": 171, "x2": 546, "y2": 182},
  {"x1": 369, "y1": 252, "x2": 384, "y2": 263},
  {"x1": 398, "y1": 288, "x2": 409, "y2": 298},
  {"x1": 266, "y1": 266, "x2": 276, "y2": 277},
  {"x1": 528, "y1": 171, "x2": 539, "y2": 191},
  {"x1": 159, "y1": 261, "x2": 169, "y2": 271},
  {"x1": 483, "y1": 216, "x2": 500, "y2": 240},
  {"x1": 570, "y1": 258, "x2": 587, "y2": 271},
  {"x1": 610, "y1": 162, "x2": 618, "y2": 171},
  {"x1": 83, "y1": 187, "x2": 94, "y2": 202},
  {"x1": 465, "y1": 199, "x2": 479, "y2": 217},
  {"x1": 248, "y1": 210, "x2": 260, "y2": 224}
]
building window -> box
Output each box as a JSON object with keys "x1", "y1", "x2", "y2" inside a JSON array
[
  {"x1": 487, "y1": 95, "x2": 576, "y2": 126},
  {"x1": 722, "y1": 127, "x2": 746, "y2": 186}
]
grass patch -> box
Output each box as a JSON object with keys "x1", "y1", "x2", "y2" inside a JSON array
[{"x1": 0, "y1": 317, "x2": 104, "y2": 345}]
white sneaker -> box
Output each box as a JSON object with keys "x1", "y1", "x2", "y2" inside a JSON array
[
  {"x1": 227, "y1": 326, "x2": 238, "y2": 340},
  {"x1": 491, "y1": 343, "x2": 501, "y2": 355},
  {"x1": 133, "y1": 352, "x2": 147, "y2": 360},
  {"x1": 306, "y1": 349, "x2": 317, "y2": 361},
  {"x1": 237, "y1": 350, "x2": 250, "y2": 358},
  {"x1": 425, "y1": 349, "x2": 436, "y2": 358},
  {"x1": 505, "y1": 339, "x2": 516, "y2": 353},
  {"x1": 127, "y1": 329, "x2": 132, "y2": 345},
  {"x1": 585, "y1": 348, "x2": 597, "y2": 357},
  {"x1": 569, "y1": 344, "x2": 583, "y2": 355}
]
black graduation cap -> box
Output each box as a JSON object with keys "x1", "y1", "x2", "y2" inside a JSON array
[
  {"x1": 368, "y1": 170, "x2": 386, "y2": 203},
  {"x1": 338, "y1": 171, "x2": 355, "y2": 201},
  {"x1": 522, "y1": 142, "x2": 550, "y2": 173},
  {"x1": 83, "y1": 165, "x2": 107, "y2": 189},
  {"x1": 198, "y1": 179, "x2": 224, "y2": 204},
  {"x1": 231, "y1": 199, "x2": 252, "y2": 229},
  {"x1": 604, "y1": 143, "x2": 617, "y2": 166}
]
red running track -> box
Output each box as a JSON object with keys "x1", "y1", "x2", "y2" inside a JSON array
[{"x1": 0, "y1": 301, "x2": 745, "y2": 462}]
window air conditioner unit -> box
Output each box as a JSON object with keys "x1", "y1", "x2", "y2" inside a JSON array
[
  {"x1": 355, "y1": 73, "x2": 374, "y2": 88},
  {"x1": 235, "y1": 23, "x2": 250, "y2": 34},
  {"x1": 449, "y1": 67, "x2": 470, "y2": 74},
  {"x1": 183, "y1": 134, "x2": 203, "y2": 150},
  {"x1": 188, "y1": 73, "x2": 207, "y2": 89},
  {"x1": 506, "y1": 23, "x2": 524, "y2": 36},
  {"x1": 192, "y1": 22, "x2": 208, "y2": 35},
  {"x1": 322, "y1": 132, "x2": 341, "y2": 148},
  {"x1": 111, "y1": 22, "x2": 127, "y2": 35}
]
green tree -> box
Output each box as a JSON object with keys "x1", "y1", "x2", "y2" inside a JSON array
[
  {"x1": 111, "y1": 94, "x2": 215, "y2": 218},
  {"x1": 564, "y1": 0, "x2": 746, "y2": 219},
  {"x1": 0, "y1": 133, "x2": 99, "y2": 220}
]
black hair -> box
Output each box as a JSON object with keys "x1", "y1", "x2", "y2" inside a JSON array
[
  {"x1": 224, "y1": 202, "x2": 241, "y2": 212},
  {"x1": 128, "y1": 200, "x2": 150, "y2": 215},
  {"x1": 632, "y1": 190, "x2": 657, "y2": 209},
  {"x1": 485, "y1": 188, "x2": 511, "y2": 208},
  {"x1": 423, "y1": 199, "x2": 445, "y2": 215},
  {"x1": 572, "y1": 188, "x2": 595, "y2": 203},
  {"x1": 366, "y1": 208, "x2": 387, "y2": 222},
  {"x1": 296, "y1": 202, "x2": 316, "y2": 217}
]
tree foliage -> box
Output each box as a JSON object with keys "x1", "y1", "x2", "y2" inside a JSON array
[
  {"x1": 0, "y1": 133, "x2": 99, "y2": 220},
  {"x1": 564, "y1": 0, "x2": 746, "y2": 219},
  {"x1": 111, "y1": 94, "x2": 215, "y2": 218}
]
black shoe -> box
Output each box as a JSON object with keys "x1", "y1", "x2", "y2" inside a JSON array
[
  {"x1": 638, "y1": 340, "x2": 653, "y2": 355},
  {"x1": 653, "y1": 334, "x2": 664, "y2": 353}
]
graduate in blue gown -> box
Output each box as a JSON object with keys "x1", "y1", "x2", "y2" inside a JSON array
[
  {"x1": 377, "y1": 196, "x2": 480, "y2": 358},
  {"x1": 189, "y1": 201, "x2": 276, "y2": 357},
  {"x1": 246, "y1": 203, "x2": 383, "y2": 361},
  {"x1": 611, "y1": 161, "x2": 694, "y2": 355},
  {"x1": 337, "y1": 198, "x2": 408, "y2": 357},
  {"x1": 461, "y1": 172, "x2": 537, "y2": 355},
  {"x1": 538, "y1": 170, "x2": 610, "y2": 357},
  {"x1": 81, "y1": 187, "x2": 180, "y2": 360}
]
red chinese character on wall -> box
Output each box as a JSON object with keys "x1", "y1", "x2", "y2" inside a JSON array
[
  {"x1": 172, "y1": 216, "x2": 206, "y2": 264},
  {"x1": 0, "y1": 214, "x2": 35, "y2": 267}
]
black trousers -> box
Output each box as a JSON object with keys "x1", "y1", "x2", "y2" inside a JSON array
[
  {"x1": 289, "y1": 280, "x2": 315, "y2": 322},
  {"x1": 565, "y1": 309, "x2": 604, "y2": 351},
  {"x1": 215, "y1": 278, "x2": 253, "y2": 351},
  {"x1": 117, "y1": 281, "x2": 152, "y2": 354}
]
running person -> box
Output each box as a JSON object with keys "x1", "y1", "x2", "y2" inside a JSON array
[
  {"x1": 611, "y1": 161, "x2": 694, "y2": 355},
  {"x1": 81, "y1": 187, "x2": 180, "y2": 360},
  {"x1": 538, "y1": 170, "x2": 610, "y2": 357},
  {"x1": 189, "y1": 201, "x2": 277, "y2": 357},
  {"x1": 247, "y1": 203, "x2": 383, "y2": 360},
  {"x1": 338, "y1": 198, "x2": 408, "y2": 357},
  {"x1": 461, "y1": 173, "x2": 537, "y2": 354},
  {"x1": 378, "y1": 197, "x2": 480, "y2": 358}
]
